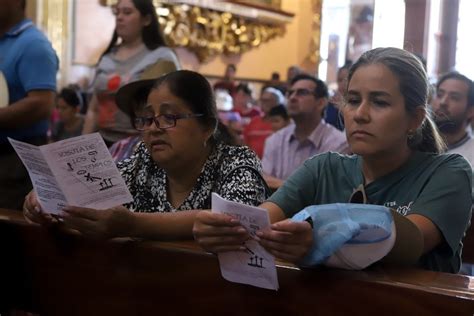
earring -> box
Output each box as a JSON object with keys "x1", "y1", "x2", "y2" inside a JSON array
[{"x1": 407, "y1": 129, "x2": 415, "y2": 141}]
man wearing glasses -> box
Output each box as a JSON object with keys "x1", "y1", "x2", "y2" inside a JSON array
[{"x1": 262, "y1": 74, "x2": 349, "y2": 189}]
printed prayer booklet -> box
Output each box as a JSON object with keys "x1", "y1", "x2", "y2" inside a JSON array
[
  {"x1": 211, "y1": 193, "x2": 279, "y2": 290},
  {"x1": 9, "y1": 133, "x2": 133, "y2": 215}
]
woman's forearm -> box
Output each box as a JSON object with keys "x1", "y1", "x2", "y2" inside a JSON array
[{"x1": 82, "y1": 95, "x2": 98, "y2": 134}]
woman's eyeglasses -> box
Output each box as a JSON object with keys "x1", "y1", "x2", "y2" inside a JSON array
[{"x1": 133, "y1": 113, "x2": 204, "y2": 131}]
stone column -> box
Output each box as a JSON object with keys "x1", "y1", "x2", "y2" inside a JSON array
[
  {"x1": 403, "y1": 0, "x2": 429, "y2": 57},
  {"x1": 436, "y1": 0, "x2": 459, "y2": 75}
]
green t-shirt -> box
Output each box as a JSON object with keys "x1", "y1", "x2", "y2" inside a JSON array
[{"x1": 268, "y1": 151, "x2": 473, "y2": 273}]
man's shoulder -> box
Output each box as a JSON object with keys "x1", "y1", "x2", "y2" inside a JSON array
[
  {"x1": 263, "y1": 124, "x2": 293, "y2": 155},
  {"x1": 447, "y1": 136, "x2": 474, "y2": 166},
  {"x1": 15, "y1": 23, "x2": 50, "y2": 44},
  {"x1": 10, "y1": 27, "x2": 55, "y2": 59},
  {"x1": 266, "y1": 123, "x2": 294, "y2": 143},
  {"x1": 316, "y1": 121, "x2": 348, "y2": 152},
  {"x1": 459, "y1": 136, "x2": 474, "y2": 149},
  {"x1": 321, "y1": 121, "x2": 346, "y2": 137}
]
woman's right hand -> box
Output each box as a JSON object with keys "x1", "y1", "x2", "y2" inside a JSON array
[
  {"x1": 193, "y1": 210, "x2": 250, "y2": 253},
  {"x1": 23, "y1": 191, "x2": 58, "y2": 226}
]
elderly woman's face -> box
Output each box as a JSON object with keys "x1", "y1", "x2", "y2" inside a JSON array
[{"x1": 140, "y1": 84, "x2": 212, "y2": 168}]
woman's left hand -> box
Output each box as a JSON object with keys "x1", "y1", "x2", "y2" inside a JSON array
[
  {"x1": 257, "y1": 219, "x2": 313, "y2": 263},
  {"x1": 59, "y1": 205, "x2": 133, "y2": 239}
]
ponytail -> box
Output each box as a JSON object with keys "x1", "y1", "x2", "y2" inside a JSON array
[
  {"x1": 408, "y1": 113, "x2": 446, "y2": 154},
  {"x1": 349, "y1": 48, "x2": 447, "y2": 154}
]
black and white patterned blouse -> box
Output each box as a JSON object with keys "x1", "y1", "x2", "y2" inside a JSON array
[{"x1": 117, "y1": 142, "x2": 268, "y2": 212}]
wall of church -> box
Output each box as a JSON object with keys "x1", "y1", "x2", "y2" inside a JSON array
[
  {"x1": 69, "y1": 0, "x2": 317, "y2": 85},
  {"x1": 177, "y1": 1, "x2": 316, "y2": 81}
]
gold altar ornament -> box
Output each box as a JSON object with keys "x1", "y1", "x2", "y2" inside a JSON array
[
  {"x1": 307, "y1": 0, "x2": 322, "y2": 65},
  {"x1": 100, "y1": 0, "x2": 288, "y2": 62}
]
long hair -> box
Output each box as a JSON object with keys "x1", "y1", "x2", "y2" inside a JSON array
[
  {"x1": 99, "y1": 0, "x2": 166, "y2": 61},
  {"x1": 58, "y1": 87, "x2": 81, "y2": 109},
  {"x1": 347, "y1": 47, "x2": 446, "y2": 153}
]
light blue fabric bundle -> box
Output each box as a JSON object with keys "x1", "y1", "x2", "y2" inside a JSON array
[{"x1": 292, "y1": 203, "x2": 395, "y2": 269}]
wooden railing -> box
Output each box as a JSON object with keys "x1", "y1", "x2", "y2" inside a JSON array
[{"x1": 0, "y1": 208, "x2": 474, "y2": 315}]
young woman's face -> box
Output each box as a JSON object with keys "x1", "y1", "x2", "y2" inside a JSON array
[
  {"x1": 57, "y1": 98, "x2": 77, "y2": 123},
  {"x1": 233, "y1": 90, "x2": 251, "y2": 110},
  {"x1": 343, "y1": 63, "x2": 420, "y2": 157},
  {"x1": 140, "y1": 84, "x2": 212, "y2": 168},
  {"x1": 269, "y1": 116, "x2": 289, "y2": 132},
  {"x1": 114, "y1": 0, "x2": 149, "y2": 42}
]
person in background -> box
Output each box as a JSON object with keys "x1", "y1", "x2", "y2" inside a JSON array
[
  {"x1": 0, "y1": 0, "x2": 58, "y2": 210},
  {"x1": 325, "y1": 60, "x2": 353, "y2": 131},
  {"x1": 218, "y1": 112, "x2": 244, "y2": 145},
  {"x1": 267, "y1": 71, "x2": 286, "y2": 94},
  {"x1": 82, "y1": 0, "x2": 180, "y2": 147},
  {"x1": 268, "y1": 104, "x2": 291, "y2": 132},
  {"x1": 286, "y1": 65, "x2": 302, "y2": 87},
  {"x1": 432, "y1": 71, "x2": 474, "y2": 165},
  {"x1": 50, "y1": 87, "x2": 85, "y2": 142},
  {"x1": 109, "y1": 134, "x2": 141, "y2": 163},
  {"x1": 271, "y1": 72, "x2": 280, "y2": 82},
  {"x1": 215, "y1": 89, "x2": 244, "y2": 145},
  {"x1": 243, "y1": 87, "x2": 285, "y2": 157},
  {"x1": 232, "y1": 83, "x2": 261, "y2": 126},
  {"x1": 24, "y1": 70, "x2": 268, "y2": 240},
  {"x1": 347, "y1": 5, "x2": 374, "y2": 61},
  {"x1": 193, "y1": 47, "x2": 473, "y2": 274},
  {"x1": 262, "y1": 74, "x2": 349, "y2": 189},
  {"x1": 213, "y1": 64, "x2": 237, "y2": 96}
]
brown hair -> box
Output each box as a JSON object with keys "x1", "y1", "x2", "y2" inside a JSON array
[{"x1": 347, "y1": 47, "x2": 446, "y2": 153}]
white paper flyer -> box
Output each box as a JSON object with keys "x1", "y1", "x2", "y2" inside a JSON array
[
  {"x1": 212, "y1": 193, "x2": 279, "y2": 290},
  {"x1": 9, "y1": 133, "x2": 133, "y2": 215}
]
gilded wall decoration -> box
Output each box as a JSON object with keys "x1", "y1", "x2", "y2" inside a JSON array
[
  {"x1": 35, "y1": 0, "x2": 70, "y2": 85},
  {"x1": 306, "y1": 0, "x2": 322, "y2": 66},
  {"x1": 159, "y1": 4, "x2": 285, "y2": 62},
  {"x1": 100, "y1": 0, "x2": 288, "y2": 62}
]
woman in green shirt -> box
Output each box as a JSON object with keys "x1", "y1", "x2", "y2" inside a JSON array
[{"x1": 193, "y1": 47, "x2": 473, "y2": 273}]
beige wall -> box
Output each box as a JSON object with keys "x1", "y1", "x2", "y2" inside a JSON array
[
  {"x1": 73, "y1": 1, "x2": 115, "y2": 65},
  {"x1": 69, "y1": 0, "x2": 316, "y2": 84},
  {"x1": 25, "y1": 1, "x2": 36, "y2": 22},
  {"x1": 178, "y1": 0, "x2": 316, "y2": 81}
]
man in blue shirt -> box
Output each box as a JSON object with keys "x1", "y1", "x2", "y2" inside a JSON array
[{"x1": 0, "y1": 0, "x2": 58, "y2": 210}]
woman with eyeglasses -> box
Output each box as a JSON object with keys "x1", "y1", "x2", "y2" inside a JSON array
[
  {"x1": 23, "y1": 70, "x2": 268, "y2": 239},
  {"x1": 193, "y1": 47, "x2": 472, "y2": 273}
]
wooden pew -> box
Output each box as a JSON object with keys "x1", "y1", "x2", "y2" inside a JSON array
[
  {"x1": 462, "y1": 217, "x2": 474, "y2": 263},
  {"x1": 1, "y1": 208, "x2": 474, "y2": 316}
]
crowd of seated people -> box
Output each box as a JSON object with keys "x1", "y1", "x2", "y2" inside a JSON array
[{"x1": 3, "y1": 0, "x2": 473, "y2": 277}]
